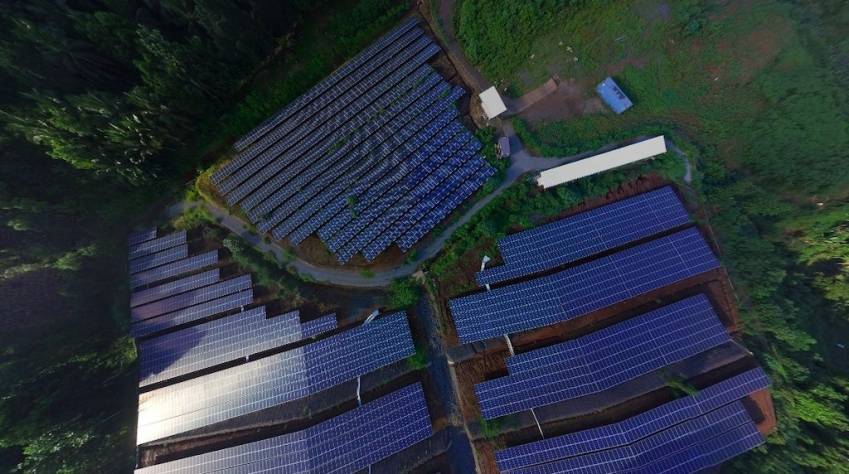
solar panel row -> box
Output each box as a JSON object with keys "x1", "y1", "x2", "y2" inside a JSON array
[
  {"x1": 449, "y1": 227, "x2": 719, "y2": 344},
  {"x1": 475, "y1": 295, "x2": 730, "y2": 418},
  {"x1": 129, "y1": 244, "x2": 189, "y2": 275},
  {"x1": 495, "y1": 367, "x2": 770, "y2": 471},
  {"x1": 131, "y1": 275, "x2": 252, "y2": 322},
  {"x1": 128, "y1": 228, "x2": 158, "y2": 246},
  {"x1": 129, "y1": 230, "x2": 187, "y2": 261},
  {"x1": 130, "y1": 269, "x2": 221, "y2": 308},
  {"x1": 130, "y1": 250, "x2": 218, "y2": 289},
  {"x1": 136, "y1": 312, "x2": 413, "y2": 444},
  {"x1": 130, "y1": 289, "x2": 254, "y2": 339},
  {"x1": 138, "y1": 308, "x2": 337, "y2": 388},
  {"x1": 229, "y1": 18, "x2": 419, "y2": 154},
  {"x1": 477, "y1": 187, "x2": 691, "y2": 285},
  {"x1": 218, "y1": 18, "x2": 421, "y2": 178},
  {"x1": 134, "y1": 383, "x2": 431, "y2": 474}
]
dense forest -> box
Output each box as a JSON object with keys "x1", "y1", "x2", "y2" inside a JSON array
[
  {"x1": 0, "y1": 0, "x2": 407, "y2": 471},
  {"x1": 451, "y1": 0, "x2": 849, "y2": 471}
]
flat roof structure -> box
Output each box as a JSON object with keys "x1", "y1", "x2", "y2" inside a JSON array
[
  {"x1": 596, "y1": 76, "x2": 633, "y2": 114},
  {"x1": 479, "y1": 86, "x2": 507, "y2": 119},
  {"x1": 535, "y1": 135, "x2": 667, "y2": 189}
]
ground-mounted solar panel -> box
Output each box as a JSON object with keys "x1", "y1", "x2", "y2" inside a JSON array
[
  {"x1": 129, "y1": 231, "x2": 187, "y2": 261},
  {"x1": 130, "y1": 251, "x2": 218, "y2": 289},
  {"x1": 508, "y1": 401, "x2": 758, "y2": 474},
  {"x1": 128, "y1": 228, "x2": 158, "y2": 247},
  {"x1": 449, "y1": 227, "x2": 720, "y2": 344},
  {"x1": 129, "y1": 244, "x2": 189, "y2": 275},
  {"x1": 220, "y1": 18, "x2": 421, "y2": 174},
  {"x1": 136, "y1": 311, "x2": 413, "y2": 444},
  {"x1": 397, "y1": 160, "x2": 495, "y2": 252},
  {"x1": 477, "y1": 186, "x2": 691, "y2": 286},
  {"x1": 130, "y1": 289, "x2": 253, "y2": 339},
  {"x1": 475, "y1": 295, "x2": 730, "y2": 418},
  {"x1": 138, "y1": 309, "x2": 337, "y2": 388},
  {"x1": 495, "y1": 367, "x2": 770, "y2": 472},
  {"x1": 260, "y1": 74, "x2": 451, "y2": 239},
  {"x1": 131, "y1": 275, "x2": 252, "y2": 322},
  {"x1": 130, "y1": 269, "x2": 220, "y2": 308},
  {"x1": 134, "y1": 383, "x2": 431, "y2": 474},
  {"x1": 218, "y1": 33, "x2": 436, "y2": 197}
]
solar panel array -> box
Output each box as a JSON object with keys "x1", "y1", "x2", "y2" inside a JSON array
[
  {"x1": 213, "y1": 18, "x2": 494, "y2": 263},
  {"x1": 129, "y1": 230, "x2": 187, "y2": 260},
  {"x1": 135, "y1": 383, "x2": 432, "y2": 474},
  {"x1": 477, "y1": 186, "x2": 691, "y2": 285},
  {"x1": 136, "y1": 312, "x2": 414, "y2": 444},
  {"x1": 495, "y1": 367, "x2": 770, "y2": 472},
  {"x1": 450, "y1": 227, "x2": 720, "y2": 344},
  {"x1": 138, "y1": 308, "x2": 337, "y2": 387},
  {"x1": 475, "y1": 295, "x2": 730, "y2": 418}
]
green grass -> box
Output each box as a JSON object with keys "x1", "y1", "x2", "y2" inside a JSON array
[{"x1": 407, "y1": 346, "x2": 429, "y2": 370}]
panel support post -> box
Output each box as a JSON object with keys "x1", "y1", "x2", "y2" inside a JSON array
[
  {"x1": 504, "y1": 334, "x2": 515, "y2": 356},
  {"x1": 531, "y1": 408, "x2": 545, "y2": 439}
]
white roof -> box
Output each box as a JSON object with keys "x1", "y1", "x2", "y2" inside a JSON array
[
  {"x1": 536, "y1": 136, "x2": 667, "y2": 189},
  {"x1": 479, "y1": 86, "x2": 507, "y2": 119}
]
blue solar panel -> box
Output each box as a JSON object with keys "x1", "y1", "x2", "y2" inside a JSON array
[
  {"x1": 129, "y1": 244, "x2": 189, "y2": 275},
  {"x1": 475, "y1": 295, "x2": 730, "y2": 418},
  {"x1": 511, "y1": 401, "x2": 757, "y2": 474},
  {"x1": 130, "y1": 251, "x2": 218, "y2": 289},
  {"x1": 217, "y1": 20, "x2": 424, "y2": 181},
  {"x1": 230, "y1": 18, "x2": 419, "y2": 154},
  {"x1": 130, "y1": 289, "x2": 253, "y2": 339},
  {"x1": 138, "y1": 309, "x2": 337, "y2": 388},
  {"x1": 450, "y1": 228, "x2": 720, "y2": 344},
  {"x1": 136, "y1": 312, "x2": 414, "y2": 444},
  {"x1": 134, "y1": 383, "x2": 431, "y2": 474},
  {"x1": 495, "y1": 367, "x2": 770, "y2": 471},
  {"x1": 128, "y1": 228, "x2": 157, "y2": 246},
  {"x1": 477, "y1": 187, "x2": 691, "y2": 285},
  {"x1": 129, "y1": 231, "x2": 187, "y2": 260},
  {"x1": 131, "y1": 275, "x2": 252, "y2": 322},
  {"x1": 130, "y1": 269, "x2": 220, "y2": 308}
]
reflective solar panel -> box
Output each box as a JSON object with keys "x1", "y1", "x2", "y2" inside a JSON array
[
  {"x1": 136, "y1": 312, "x2": 414, "y2": 444},
  {"x1": 495, "y1": 367, "x2": 770, "y2": 472},
  {"x1": 131, "y1": 275, "x2": 252, "y2": 322},
  {"x1": 476, "y1": 295, "x2": 730, "y2": 418},
  {"x1": 510, "y1": 401, "x2": 758, "y2": 474},
  {"x1": 450, "y1": 228, "x2": 720, "y2": 344},
  {"x1": 129, "y1": 228, "x2": 157, "y2": 246},
  {"x1": 477, "y1": 187, "x2": 691, "y2": 285},
  {"x1": 134, "y1": 383, "x2": 431, "y2": 474},
  {"x1": 130, "y1": 289, "x2": 253, "y2": 339},
  {"x1": 129, "y1": 231, "x2": 187, "y2": 261},
  {"x1": 130, "y1": 251, "x2": 218, "y2": 289},
  {"x1": 130, "y1": 269, "x2": 220, "y2": 308},
  {"x1": 138, "y1": 309, "x2": 337, "y2": 388},
  {"x1": 129, "y1": 244, "x2": 189, "y2": 275}
]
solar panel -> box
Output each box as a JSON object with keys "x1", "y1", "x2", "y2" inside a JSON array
[
  {"x1": 128, "y1": 228, "x2": 158, "y2": 246},
  {"x1": 449, "y1": 228, "x2": 720, "y2": 344},
  {"x1": 219, "y1": 19, "x2": 422, "y2": 177},
  {"x1": 138, "y1": 309, "x2": 337, "y2": 388},
  {"x1": 131, "y1": 275, "x2": 252, "y2": 322},
  {"x1": 130, "y1": 269, "x2": 220, "y2": 308},
  {"x1": 495, "y1": 367, "x2": 770, "y2": 471},
  {"x1": 134, "y1": 383, "x2": 431, "y2": 474},
  {"x1": 130, "y1": 289, "x2": 253, "y2": 339},
  {"x1": 509, "y1": 401, "x2": 758, "y2": 474},
  {"x1": 130, "y1": 251, "x2": 218, "y2": 289},
  {"x1": 475, "y1": 295, "x2": 730, "y2": 418},
  {"x1": 129, "y1": 244, "x2": 189, "y2": 275},
  {"x1": 136, "y1": 312, "x2": 414, "y2": 444},
  {"x1": 477, "y1": 187, "x2": 691, "y2": 285},
  {"x1": 129, "y1": 231, "x2": 187, "y2": 261}
]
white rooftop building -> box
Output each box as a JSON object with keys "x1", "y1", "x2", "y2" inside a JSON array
[
  {"x1": 536, "y1": 136, "x2": 668, "y2": 189},
  {"x1": 479, "y1": 86, "x2": 507, "y2": 119}
]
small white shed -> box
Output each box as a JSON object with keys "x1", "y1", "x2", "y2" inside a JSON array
[{"x1": 479, "y1": 86, "x2": 507, "y2": 119}]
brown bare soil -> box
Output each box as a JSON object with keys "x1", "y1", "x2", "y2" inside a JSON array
[
  {"x1": 749, "y1": 388, "x2": 777, "y2": 435},
  {"x1": 518, "y1": 78, "x2": 606, "y2": 123}
]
